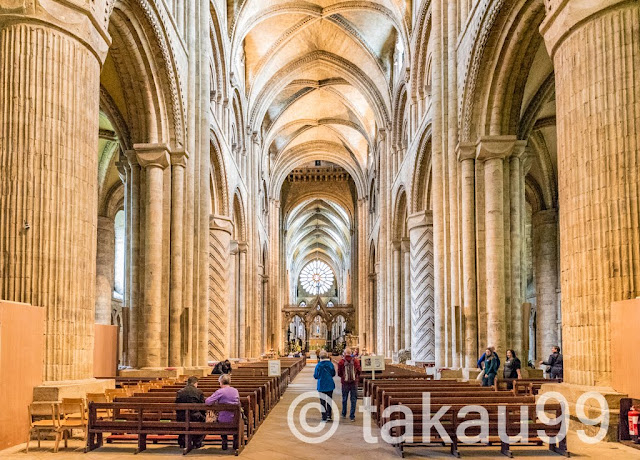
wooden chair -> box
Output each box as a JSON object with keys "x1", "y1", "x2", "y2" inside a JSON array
[
  {"x1": 26, "y1": 402, "x2": 62, "y2": 453},
  {"x1": 105, "y1": 388, "x2": 127, "y2": 402},
  {"x1": 86, "y1": 393, "x2": 110, "y2": 418},
  {"x1": 57, "y1": 398, "x2": 87, "y2": 451},
  {"x1": 139, "y1": 383, "x2": 153, "y2": 393}
]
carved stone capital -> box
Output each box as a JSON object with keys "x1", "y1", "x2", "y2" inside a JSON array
[
  {"x1": 407, "y1": 210, "x2": 433, "y2": 231},
  {"x1": 209, "y1": 215, "x2": 233, "y2": 234},
  {"x1": 0, "y1": 0, "x2": 112, "y2": 63},
  {"x1": 476, "y1": 136, "x2": 526, "y2": 162},
  {"x1": 540, "y1": 0, "x2": 629, "y2": 59},
  {"x1": 134, "y1": 143, "x2": 170, "y2": 170},
  {"x1": 170, "y1": 149, "x2": 189, "y2": 167},
  {"x1": 457, "y1": 142, "x2": 476, "y2": 162}
]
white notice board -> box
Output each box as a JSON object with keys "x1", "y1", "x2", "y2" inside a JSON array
[
  {"x1": 268, "y1": 359, "x2": 281, "y2": 377},
  {"x1": 361, "y1": 355, "x2": 385, "y2": 371}
]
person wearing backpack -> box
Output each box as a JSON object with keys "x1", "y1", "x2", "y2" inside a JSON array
[
  {"x1": 337, "y1": 347, "x2": 361, "y2": 421},
  {"x1": 313, "y1": 350, "x2": 336, "y2": 421}
]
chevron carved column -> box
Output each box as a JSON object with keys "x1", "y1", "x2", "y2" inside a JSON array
[
  {"x1": 208, "y1": 215, "x2": 233, "y2": 361},
  {"x1": 408, "y1": 211, "x2": 435, "y2": 362}
]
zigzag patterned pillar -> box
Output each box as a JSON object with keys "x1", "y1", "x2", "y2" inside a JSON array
[
  {"x1": 408, "y1": 211, "x2": 435, "y2": 362},
  {"x1": 208, "y1": 215, "x2": 233, "y2": 361}
]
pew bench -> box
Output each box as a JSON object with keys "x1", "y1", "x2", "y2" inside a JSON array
[
  {"x1": 385, "y1": 402, "x2": 568, "y2": 458},
  {"x1": 87, "y1": 402, "x2": 245, "y2": 455}
]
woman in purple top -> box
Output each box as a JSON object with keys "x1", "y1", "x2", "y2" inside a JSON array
[{"x1": 205, "y1": 374, "x2": 240, "y2": 450}]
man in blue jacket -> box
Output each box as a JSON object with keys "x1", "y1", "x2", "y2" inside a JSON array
[{"x1": 314, "y1": 350, "x2": 336, "y2": 421}]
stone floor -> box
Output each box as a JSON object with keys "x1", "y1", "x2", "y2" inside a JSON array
[{"x1": 3, "y1": 364, "x2": 639, "y2": 459}]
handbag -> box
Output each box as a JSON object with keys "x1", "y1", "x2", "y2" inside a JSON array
[{"x1": 206, "y1": 410, "x2": 217, "y2": 423}]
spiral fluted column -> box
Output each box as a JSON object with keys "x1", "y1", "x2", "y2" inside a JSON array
[{"x1": 408, "y1": 211, "x2": 435, "y2": 362}]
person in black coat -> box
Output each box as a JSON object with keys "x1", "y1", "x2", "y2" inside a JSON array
[
  {"x1": 539, "y1": 346, "x2": 563, "y2": 380},
  {"x1": 175, "y1": 376, "x2": 205, "y2": 449},
  {"x1": 211, "y1": 359, "x2": 233, "y2": 375}
]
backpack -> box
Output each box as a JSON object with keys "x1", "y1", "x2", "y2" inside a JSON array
[{"x1": 344, "y1": 359, "x2": 356, "y2": 383}]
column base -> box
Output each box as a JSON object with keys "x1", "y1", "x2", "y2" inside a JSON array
[
  {"x1": 538, "y1": 382, "x2": 627, "y2": 441},
  {"x1": 33, "y1": 378, "x2": 115, "y2": 402},
  {"x1": 182, "y1": 366, "x2": 211, "y2": 377},
  {"x1": 461, "y1": 367, "x2": 482, "y2": 380},
  {"x1": 119, "y1": 367, "x2": 185, "y2": 378}
]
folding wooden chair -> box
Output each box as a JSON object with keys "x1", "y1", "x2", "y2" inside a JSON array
[
  {"x1": 26, "y1": 402, "x2": 62, "y2": 453},
  {"x1": 57, "y1": 398, "x2": 87, "y2": 451}
]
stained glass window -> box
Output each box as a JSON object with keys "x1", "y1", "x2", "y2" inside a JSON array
[{"x1": 300, "y1": 260, "x2": 334, "y2": 295}]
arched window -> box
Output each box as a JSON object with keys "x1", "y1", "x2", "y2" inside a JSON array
[
  {"x1": 113, "y1": 210, "x2": 125, "y2": 300},
  {"x1": 327, "y1": 301, "x2": 334, "y2": 307},
  {"x1": 299, "y1": 301, "x2": 307, "y2": 307},
  {"x1": 300, "y1": 260, "x2": 334, "y2": 295}
]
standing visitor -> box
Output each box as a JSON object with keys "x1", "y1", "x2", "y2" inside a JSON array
[
  {"x1": 481, "y1": 348, "x2": 499, "y2": 387},
  {"x1": 503, "y1": 349, "x2": 522, "y2": 389},
  {"x1": 313, "y1": 350, "x2": 336, "y2": 422},
  {"x1": 337, "y1": 347, "x2": 361, "y2": 421},
  {"x1": 539, "y1": 346, "x2": 563, "y2": 380}
]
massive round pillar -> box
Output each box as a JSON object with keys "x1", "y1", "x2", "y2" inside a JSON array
[
  {"x1": 0, "y1": 5, "x2": 108, "y2": 381},
  {"x1": 542, "y1": 0, "x2": 640, "y2": 387}
]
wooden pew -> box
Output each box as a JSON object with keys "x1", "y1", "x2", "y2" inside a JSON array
[
  {"x1": 87, "y1": 402, "x2": 245, "y2": 455},
  {"x1": 496, "y1": 378, "x2": 562, "y2": 395},
  {"x1": 384, "y1": 401, "x2": 568, "y2": 458},
  {"x1": 114, "y1": 395, "x2": 257, "y2": 440}
]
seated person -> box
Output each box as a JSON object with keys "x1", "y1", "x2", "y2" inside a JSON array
[
  {"x1": 205, "y1": 374, "x2": 240, "y2": 450},
  {"x1": 175, "y1": 376, "x2": 205, "y2": 449},
  {"x1": 211, "y1": 359, "x2": 233, "y2": 375}
]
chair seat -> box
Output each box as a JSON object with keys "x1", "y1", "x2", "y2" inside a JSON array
[
  {"x1": 61, "y1": 420, "x2": 86, "y2": 428},
  {"x1": 32, "y1": 420, "x2": 57, "y2": 428}
]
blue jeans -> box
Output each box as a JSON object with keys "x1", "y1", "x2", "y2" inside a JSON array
[
  {"x1": 482, "y1": 373, "x2": 496, "y2": 387},
  {"x1": 341, "y1": 384, "x2": 358, "y2": 419}
]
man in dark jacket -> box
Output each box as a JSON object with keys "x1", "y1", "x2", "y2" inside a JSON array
[
  {"x1": 211, "y1": 359, "x2": 232, "y2": 375},
  {"x1": 175, "y1": 376, "x2": 205, "y2": 449},
  {"x1": 313, "y1": 350, "x2": 336, "y2": 421},
  {"x1": 539, "y1": 346, "x2": 563, "y2": 380},
  {"x1": 337, "y1": 347, "x2": 361, "y2": 421}
]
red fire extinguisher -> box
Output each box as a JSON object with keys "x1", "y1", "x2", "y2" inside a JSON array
[{"x1": 629, "y1": 406, "x2": 639, "y2": 443}]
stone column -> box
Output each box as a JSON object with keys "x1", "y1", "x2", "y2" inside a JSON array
[
  {"x1": 458, "y1": 143, "x2": 478, "y2": 367},
  {"x1": 533, "y1": 209, "x2": 558, "y2": 360},
  {"x1": 95, "y1": 216, "x2": 116, "y2": 325},
  {"x1": 169, "y1": 150, "x2": 187, "y2": 366},
  {"x1": 367, "y1": 273, "x2": 376, "y2": 352},
  {"x1": 402, "y1": 239, "x2": 411, "y2": 350},
  {"x1": 509, "y1": 144, "x2": 527, "y2": 359},
  {"x1": 392, "y1": 242, "x2": 401, "y2": 352},
  {"x1": 408, "y1": 211, "x2": 435, "y2": 362},
  {"x1": 541, "y1": 0, "x2": 640, "y2": 387},
  {"x1": 209, "y1": 215, "x2": 233, "y2": 360},
  {"x1": 238, "y1": 242, "x2": 248, "y2": 358},
  {"x1": 476, "y1": 137, "x2": 525, "y2": 355},
  {"x1": 125, "y1": 151, "x2": 141, "y2": 368},
  {"x1": 0, "y1": 4, "x2": 108, "y2": 381},
  {"x1": 135, "y1": 144, "x2": 170, "y2": 368}
]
